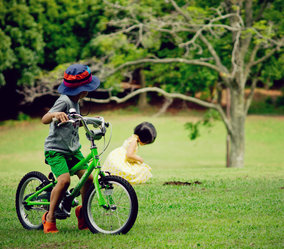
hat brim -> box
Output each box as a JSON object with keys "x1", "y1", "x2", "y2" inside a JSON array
[{"x1": 58, "y1": 76, "x2": 100, "y2": 96}]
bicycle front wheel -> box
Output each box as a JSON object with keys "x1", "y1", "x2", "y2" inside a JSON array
[
  {"x1": 15, "y1": 171, "x2": 50, "y2": 230},
  {"x1": 83, "y1": 175, "x2": 138, "y2": 234}
]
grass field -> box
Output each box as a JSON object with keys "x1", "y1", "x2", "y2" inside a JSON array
[{"x1": 0, "y1": 111, "x2": 283, "y2": 248}]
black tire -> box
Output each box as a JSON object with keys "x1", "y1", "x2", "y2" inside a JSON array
[
  {"x1": 16, "y1": 171, "x2": 50, "y2": 230},
  {"x1": 83, "y1": 175, "x2": 138, "y2": 234}
]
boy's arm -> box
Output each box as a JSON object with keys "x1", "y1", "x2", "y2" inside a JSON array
[
  {"x1": 126, "y1": 138, "x2": 144, "y2": 164},
  {"x1": 41, "y1": 112, "x2": 69, "y2": 124}
]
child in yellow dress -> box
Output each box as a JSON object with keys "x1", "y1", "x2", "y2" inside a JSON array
[{"x1": 102, "y1": 122, "x2": 157, "y2": 184}]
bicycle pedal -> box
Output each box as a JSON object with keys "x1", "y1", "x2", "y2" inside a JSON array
[
  {"x1": 54, "y1": 209, "x2": 69, "y2": 220},
  {"x1": 110, "y1": 205, "x2": 117, "y2": 211},
  {"x1": 54, "y1": 203, "x2": 71, "y2": 220},
  {"x1": 72, "y1": 198, "x2": 79, "y2": 207}
]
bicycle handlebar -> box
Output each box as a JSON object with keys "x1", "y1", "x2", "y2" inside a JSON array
[{"x1": 56, "y1": 109, "x2": 110, "y2": 142}]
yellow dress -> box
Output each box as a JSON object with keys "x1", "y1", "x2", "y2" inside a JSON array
[{"x1": 102, "y1": 135, "x2": 152, "y2": 184}]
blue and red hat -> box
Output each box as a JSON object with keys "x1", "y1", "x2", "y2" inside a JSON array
[{"x1": 58, "y1": 64, "x2": 100, "y2": 96}]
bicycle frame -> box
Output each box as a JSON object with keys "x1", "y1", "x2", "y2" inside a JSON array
[{"x1": 24, "y1": 120, "x2": 111, "y2": 209}]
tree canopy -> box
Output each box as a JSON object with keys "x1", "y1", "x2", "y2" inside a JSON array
[
  {"x1": 0, "y1": 0, "x2": 283, "y2": 120},
  {"x1": 78, "y1": 0, "x2": 283, "y2": 168}
]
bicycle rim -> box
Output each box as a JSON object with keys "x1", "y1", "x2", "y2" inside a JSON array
[
  {"x1": 17, "y1": 177, "x2": 49, "y2": 229},
  {"x1": 85, "y1": 178, "x2": 137, "y2": 234}
]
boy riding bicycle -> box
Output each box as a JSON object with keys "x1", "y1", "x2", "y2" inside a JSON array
[{"x1": 41, "y1": 64, "x2": 100, "y2": 233}]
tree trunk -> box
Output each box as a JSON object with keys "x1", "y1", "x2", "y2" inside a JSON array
[
  {"x1": 228, "y1": 86, "x2": 245, "y2": 168},
  {"x1": 137, "y1": 68, "x2": 148, "y2": 109},
  {"x1": 226, "y1": 88, "x2": 231, "y2": 168}
]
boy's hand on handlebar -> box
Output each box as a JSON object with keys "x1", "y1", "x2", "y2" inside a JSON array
[{"x1": 52, "y1": 112, "x2": 69, "y2": 123}]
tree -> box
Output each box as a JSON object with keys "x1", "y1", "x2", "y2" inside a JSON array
[
  {"x1": 19, "y1": 0, "x2": 283, "y2": 167},
  {"x1": 0, "y1": 0, "x2": 44, "y2": 118},
  {"x1": 28, "y1": 0, "x2": 105, "y2": 69},
  {"x1": 0, "y1": 0, "x2": 106, "y2": 119},
  {"x1": 90, "y1": 0, "x2": 283, "y2": 168}
]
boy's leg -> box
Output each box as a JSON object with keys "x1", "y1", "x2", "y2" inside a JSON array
[
  {"x1": 76, "y1": 170, "x2": 94, "y2": 202},
  {"x1": 71, "y1": 150, "x2": 93, "y2": 202},
  {"x1": 45, "y1": 151, "x2": 71, "y2": 223},
  {"x1": 75, "y1": 170, "x2": 93, "y2": 230},
  {"x1": 46, "y1": 173, "x2": 71, "y2": 222}
]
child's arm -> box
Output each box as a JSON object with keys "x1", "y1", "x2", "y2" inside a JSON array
[
  {"x1": 41, "y1": 112, "x2": 69, "y2": 124},
  {"x1": 126, "y1": 138, "x2": 144, "y2": 164}
]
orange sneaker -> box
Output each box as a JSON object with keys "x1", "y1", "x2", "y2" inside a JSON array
[
  {"x1": 42, "y1": 212, "x2": 58, "y2": 234},
  {"x1": 75, "y1": 205, "x2": 88, "y2": 230}
]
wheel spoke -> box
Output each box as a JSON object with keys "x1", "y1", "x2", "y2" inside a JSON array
[
  {"x1": 16, "y1": 172, "x2": 50, "y2": 230},
  {"x1": 85, "y1": 176, "x2": 138, "y2": 234}
]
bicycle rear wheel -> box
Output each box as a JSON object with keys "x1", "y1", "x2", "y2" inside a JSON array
[
  {"x1": 15, "y1": 171, "x2": 50, "y2": 230},
  {"x1": 83, "y1": 175, "x2": 138, "y2": 234}
]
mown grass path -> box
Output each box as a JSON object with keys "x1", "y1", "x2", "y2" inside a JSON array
[{"x1": 0, "y1": 113, "x2": 283, "y2": 248}]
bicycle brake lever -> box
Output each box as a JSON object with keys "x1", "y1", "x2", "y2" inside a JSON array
[{"x1": 57, "y1": 120, "x2": 75, "y2": 127}]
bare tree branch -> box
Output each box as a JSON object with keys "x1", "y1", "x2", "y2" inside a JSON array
[
  {"x1": 249, "y1": 44, "x2": 261, "y2": 65},
  {"x1": 179, "y1": 13, "x2": 243, "y2": 49},
  {"x1": 254, "y1": 0, "x2": 269, "y2": 22},
  {"x1": 244, "y1": 77, "x2": 258, "y2": 115},
  {"x1": 106, "y1": 24, "x2": 141, "y2": 37},
  {"x1": 169, "y1": 0, "x2": 192, "y2": 21},
  {"x1": 244, "y1": 43, "x2": 260, "y2": 80},
  {"x1": 105, "y1": 58, "x2": 220, "y2": 77},
  {"x1": 231, "y1": 26, "x2": 242, "y2": 79},
  {"x1": 83, "y1": 86, "x2": 233, "y2": 135},
  {"x1": 249, "y1": 40, "x2": 283, "y2": 67},
  {"x1": 199, "y1": 34, "x2": 228, "y2": 73},
  {"x1": 152, "y1": 97, "x2": 173, "y2": 117},
  {"x1": 250, "y1": 27, "x2": 282, "y2": 46},
  {"x1": 85, "y1": 87, "x2": 215, "y2": 107}
]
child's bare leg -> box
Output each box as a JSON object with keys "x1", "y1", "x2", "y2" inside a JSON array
[
  {"x1": 46, "y1": 173, "x2": 70, "y2": 222},
  {"x1": 76, "y1": 170, "x2": 93, "y2": 203}
]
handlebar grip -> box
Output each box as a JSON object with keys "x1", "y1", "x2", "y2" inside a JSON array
[{"x1": 84, "y1": 117, "x2": 103, "y2": 127}]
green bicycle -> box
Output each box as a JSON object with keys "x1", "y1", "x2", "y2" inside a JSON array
[{"x1": 15, "y1": 109, "x2": 138, "y2": 234}]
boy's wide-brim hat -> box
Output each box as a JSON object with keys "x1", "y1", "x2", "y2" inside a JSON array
[{"x1": 58, "y1": 64, "x2": 100, "y2": 96}]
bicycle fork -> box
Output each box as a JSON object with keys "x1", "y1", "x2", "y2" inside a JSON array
[{"x1": 60, "y1": 154, "x2": 113, "y2": 215}]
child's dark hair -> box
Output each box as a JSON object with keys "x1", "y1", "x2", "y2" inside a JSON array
[{"x1": 134, "y1": 122, "x2": 157, "y2": 144}]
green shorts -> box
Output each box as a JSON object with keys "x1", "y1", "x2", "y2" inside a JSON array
[{"x1": 45, "y1": 150, "x2": 88, "y2": 178}]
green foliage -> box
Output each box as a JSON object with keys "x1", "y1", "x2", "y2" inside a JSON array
[
  {"x1": 0, "y1": 0, "x2": 44, "y2": 86},
  {"x1": 0, "y1": 0, "x2": 283, "y2": 109},
  {"x1": 259, "y1": 53, "x2": 284, "y2": 87},
  {"x1": 0, "y1": 0, "x2": 109, "y2": 90},
  {"x1": 145, "y1": 63, "x2": 218, "y2": 96},
  {"x1": 276, "y1": 88, "x2": 284, "y2": 107},
  {"x1": 91, "y1": 34, "x2": 147, "y2": 62},
  {"x1": 88, "y1": 33, "x2": 148, "y2": 88},
  {"x1": 141, "y1": 30, "x2": 161, "y2": 50},
  {"x1": 95, "y1": 0, "x2": 283, "y2": 98},
  {"x1": 0, "y1": 74, "x2": 5, "y2": 87},
  {"x1": 17, "y1": 112, "x2": 31, "y2": 121},
  {"x1": 184, "y1": 109, "x2": 220, "y2": 140},
  {"x1": 248, "y1": 97, "x2": 284, "y2": 115},
  {"x1": 0, "y1": 29, "x2": 15, "y2": 72},
  {"x1": 29, "y1": 0, "x2": 104, "y2": 68},
  {"x1": 184, "y1": 121, "x2": 200, "y2": 140},
  {"x1": 262, "y1": 0, "x2": 284, "y2": 37}
]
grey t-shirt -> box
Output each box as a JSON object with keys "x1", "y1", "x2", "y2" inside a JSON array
[{"x1": 44, "y1": 95, "x2": 81, "y2": 153}]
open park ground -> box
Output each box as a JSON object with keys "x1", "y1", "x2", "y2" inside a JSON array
[{"x1": 0, "y1": 110, "x2": 283, "y2": 248}]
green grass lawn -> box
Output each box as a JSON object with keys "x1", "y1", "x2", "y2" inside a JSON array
[{"x1": 0, "y1": 111, "x2": 283, "y2": 248}]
